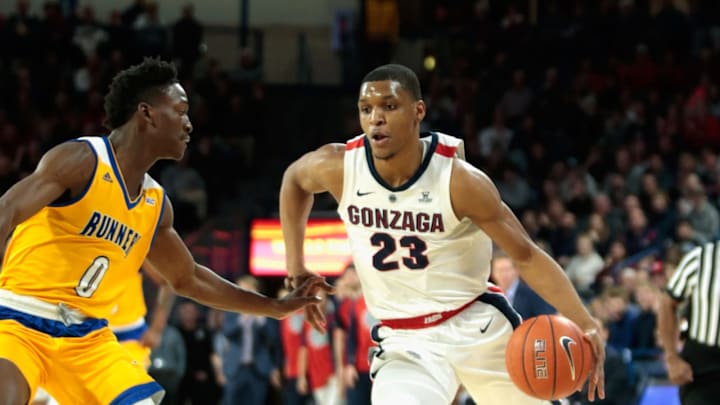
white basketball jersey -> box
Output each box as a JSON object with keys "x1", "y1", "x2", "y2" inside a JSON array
[{"x1": 337, "y1": 132, "x2": 493, "y2": 320}]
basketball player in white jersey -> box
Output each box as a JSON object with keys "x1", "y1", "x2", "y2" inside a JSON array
[{"x1": 280, "y1": 64, "x2": 606, "y2": 405}]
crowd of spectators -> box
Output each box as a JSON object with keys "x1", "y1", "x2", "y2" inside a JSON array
[{"x1": 3, "y1": 0, "x2": 720, "y2": 404}]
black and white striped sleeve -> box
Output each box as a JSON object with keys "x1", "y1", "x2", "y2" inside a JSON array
[{"x1": 667, "y1": 245, "x2": 703, "y2": 301}]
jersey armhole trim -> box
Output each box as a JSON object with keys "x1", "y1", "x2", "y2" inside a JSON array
[
  {"x1": 48, "y1": 139, "x2": 98, "y2": 207},
  {"x1": 443, "y1": 159, "x2": 463, "y2": 227},
  {"x1": 149, "y1": 191, "x2": 168, "y2": 249}
]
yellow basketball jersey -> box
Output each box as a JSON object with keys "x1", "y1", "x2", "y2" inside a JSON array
[
  {"x1": 107, "y1": 272, "x2": 147, "y2": 328},
  {"x1": 0, "y1": 136, "x2": 165, "y2": 320},
  {"x1": 108, "y1": 270, "x2": 147, "y2": 327}
]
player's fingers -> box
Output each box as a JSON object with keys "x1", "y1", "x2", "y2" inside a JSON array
[
  {"x1": 588, "y1": 335, "x2": 605, "y2": 400},
  {"x1": 297, "y1": 295, "x2": 323, "y2": 305},
  {"x1": 685, "y1": 366, "x2": 694, "y2": 383},
  {"x1": 596, "y1": 362, "x2": 605, "y2": 399},
  {"x1": 298, "y1": 277, "x2": 329, "y2": 295},
  {"x1": 284, "y1": 276, "x2": 294, "y2": 291},
  {"x1": 587, "y1": 370, "x2": 596, "y2": 402},
  {"x1": 314, "y1": 302, "x2": 327, "y2": 319},
  {"x1": 310, "y1": 303, "x2": 327, "y2": 326},
  {"x1": 318, "y1": 279, "x2": 336, "y2": 294},
  {"x1": 305, "y1": 306, "x2": 320, "y2": 331},
  {"x1": 306, "y1": 304, "x2": 327, "y2": 333}
]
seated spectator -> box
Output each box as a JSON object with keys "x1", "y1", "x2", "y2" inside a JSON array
[
  {"x1": 677, "y1": 176, "x2": 720, "y2": 243},
  {"x1": 476, "y1": 108, "x2": 513, "y2": 158},
  {"x1": 623, "y1": 207, "x2": 659, "y2": 254},
  {"x1": 161, "y1": 152, "x2": 208, "y2": 232},
  {"x1": 565, "y1": 234, "x2": 605, "y2": 296},
  {"x1": 604, "y1": 287, "x2": 641, "y2": 353},
  {"x1": 496, "y1": 165, "x2": 532, "y2": 212},
  {"x1": 490, "y1": 250, "x2": 556, "y2": 319},
  {"x1": 586, "y1": 213, "x2": 612, "y2": 256},
  {"x1": 648, "y1": 191, "x2": 677, "y2": 243},
  {"x1": 630, "y1": 282, "x2": 665, "y2": 378}
]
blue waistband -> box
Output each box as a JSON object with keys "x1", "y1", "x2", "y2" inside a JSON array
[
  {"x1": 0, "y1": 305, "x2": 108, "y2": 338},
  {"x1": 110, "y1": 381, "x2": 164, "y2": 405},
  {"x1": 114, "y1": 322, "x2": 148, "y2": 342}
]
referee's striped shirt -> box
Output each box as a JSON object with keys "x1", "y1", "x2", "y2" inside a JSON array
[{"x1": 667, "y1": 242, "x2": 720, "y2": 347}]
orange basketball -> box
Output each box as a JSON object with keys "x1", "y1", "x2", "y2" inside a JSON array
[{"x1": 505, "y1": 315, "x2": 594, "y2": 400}]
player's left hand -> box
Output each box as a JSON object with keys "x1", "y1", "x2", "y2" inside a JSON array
[
  {"x1": 343, "y1": 364, "x2": 359, "y2": 388},
  {"x1": 583, "y1": 327, "x2": 606, "y2": 401},
  {"x1": 140, "y1": 328, "x2": 162, "y2": 349},
  {"x1": 285, "y1": 271, "x2": 335, "y2": 332},
  {"x1": 270, "y1": 368, "x2": 282, "y2": 388}
]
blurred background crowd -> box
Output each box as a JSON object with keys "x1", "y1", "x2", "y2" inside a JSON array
[{"x1": 2, "y1": 0, "x2": 720, "y2": 404}]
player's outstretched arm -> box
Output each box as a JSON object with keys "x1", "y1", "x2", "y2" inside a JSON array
[
  {"x1": 279, "y1": 143, "x2": 343, "y2": 330},
  {"x1": 0, "y1": 142, "x2": 95, "y2": 255},
  {"x1": 451, "y1": 160, "x2": 606, "y2": 401},
  {"x1": 146, "y1": 197, "x2": 329, "y2": 319}
]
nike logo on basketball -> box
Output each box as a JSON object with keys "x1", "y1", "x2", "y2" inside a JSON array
[
  {"x1": 356, "y1": 190, "x2": 374, "y2": 196},
  {"x1": 559, "y1": 336, "x2": 577, "y2": 380},
  {"x1": 480, "y1": 316, "x2": 493, "y2": 333}
]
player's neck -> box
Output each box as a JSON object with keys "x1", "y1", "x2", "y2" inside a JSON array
[
  {"x1": 108, "y1": 130, "x2": 156, "y2": 198},
  {"x1": 372, "y1": 140, "x2": 424, "y2": 188}
]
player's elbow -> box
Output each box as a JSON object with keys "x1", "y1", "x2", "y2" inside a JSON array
[
  {"x1": 508, "y1": 244, "x2": 536, "y2": 268},
  {"x1": 166, "y1": 266, "x2": 197, "y2": 297},
  {"x1": 281, "y1": 161, "x2": 302, "y2": 189}
]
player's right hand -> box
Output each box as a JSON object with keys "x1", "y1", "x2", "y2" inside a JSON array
[
  {"x1": 275, "y1": 275, "x2": 333, "y2": 320},
  {"x1": 666, "y1": 354, "x2": 693, "y2": 385},
  {"x1": 343, "y1": 364, "x2": 359, "y2": 388},
  {"x1": 285, "y1": 270, "x2": 335, "y2": 332},
  {"x1": 583, "y1": 326, "x2": 606, "y2": 402}
]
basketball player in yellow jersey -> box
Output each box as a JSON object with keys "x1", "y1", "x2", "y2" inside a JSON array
[{"x1": 0, "y1": 58, "x2": 331, "y2": 405}]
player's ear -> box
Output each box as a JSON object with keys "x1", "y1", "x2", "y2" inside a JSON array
[
  {"x1": 138, "y1": 102, "x2": 156, "y2": 127},
  {"x1": 415, "y1": 100, "x2": 426, "y2": 124}
]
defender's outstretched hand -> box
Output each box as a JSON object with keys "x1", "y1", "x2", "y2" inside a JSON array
[
  {"x1": 285, "y1": 271, "x2": 335, "y2": 332},
  {"x1": 274, "y1": 276, "x2": 332, "y2": 319}
]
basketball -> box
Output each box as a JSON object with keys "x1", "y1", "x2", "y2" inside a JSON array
[{"x1": 505, "y1": 315, "x2": 594, "y2": 400}]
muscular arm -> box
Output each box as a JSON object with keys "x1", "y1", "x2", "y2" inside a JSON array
[
  {"x1": 279, "y1": 143, "x2": 345, "y2": 276},
  {"x1": 0, "y1": 142, "x2": 95, "y2": 254},
  {"x1": 657, "y1": 293, "x2": 680, "y2": 357},
  {"x1": 452, "y1": 160, "x2": 605, "y2": 399},
  {"x1": 146, "y1": 197, "x2": 322, "y2": 318},
  {"x1": 452, "y1": 161, "x2": 595, "y2": 330},
  {"x1": 658, "y1": 292, "x2": 694, "y2": 384}
]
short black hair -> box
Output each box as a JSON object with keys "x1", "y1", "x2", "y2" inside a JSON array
[
  {"x1": 361, "y1": 64, "x2": 422, "y2": 100},
  {"x1": 103, "y1": 57, "x2": 179, "y2": 130}
]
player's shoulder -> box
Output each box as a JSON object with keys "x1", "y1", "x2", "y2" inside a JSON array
[
  {"x1": 432, "y1": 131, "x2": 463, "y2": 147},
  {"x1": 451, "y1": 157, "x2": 493, "y2": 188},
  {"x1": 450, "y1": 158, "x2": 501, "y2": 217},
  {"x1": 301, "y1": 142, "x2": 345, "y2": 170},
  {"x1": 45, "y1": 137, "x2": 96, "y2": 159},
  {"x1": 39, "y1": 137, "x2": 97, "y2": 176},
  {"x1": 431, "y1": 131, "x2": 466, "y2": 160},
  {"x1": 316, "y1": 142, "x2": 347, "y2": 157}
]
